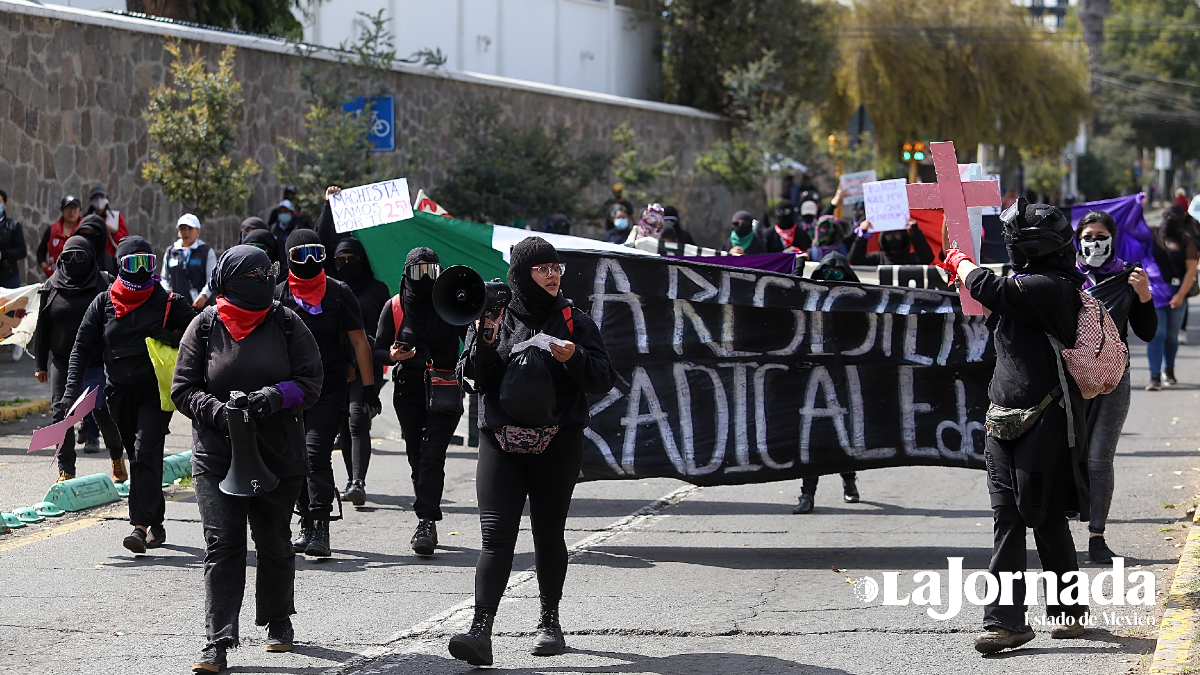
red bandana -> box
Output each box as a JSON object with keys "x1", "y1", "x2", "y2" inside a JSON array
[
  {"x1": 775, "y1": 224, "x2": 797, "y2": 249},
  {"x1": 216, "y1": 297, "x2": 270, "y2": 342},
  {"x1": 110, "y1": 278, "x2": 154, "y2": 318},
  {"x1": 288, "y1": 270, "x2": 327, "y2": 307}
]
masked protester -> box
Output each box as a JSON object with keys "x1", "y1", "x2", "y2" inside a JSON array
[
  {"x1": 271, "y1": 199, "x2": 302, "y2": 272},
  {"x1": 65, "y1": 236, "x2": 196, "y2": 553},
  {"x1": 277, "y1": 229, "x2": 377, "y2": 558},
  {"x1": 239, "y1": 216, "x2": 270, "y2": 244},
  {"x1": 85, "y1": 185, "x2": 128, "y2": 255},
  {"x1": 1073, "y1": 212, "x2": 1156, "y2": 564},
  {"x1": 1145, "y1": 204, "x2": 1198, "y2": 389},
  {"x1": 773, "y1": 199, "x2": 812, "y2": 254},
  {"x1": 373, "y1": 248, "x2": 464, "y2": 554},
  {"x1": 808, "y1": 215, "x2": 846, "y2": 261},
  {"x1": 172, "y1": 246, "x2": 323, "y2": 674},
  {"x1": 624, "y1": 204, "x2": 666, "y2": 244},
  {"x1": 847, "y1": 219, "x2": 935, "y2": 265},
  {"x1": 243, "y1": 229, "x2": 280, "y2": 265},
  {"x1": 32, "y1": 236, "x2": 125, "y2": 482},
  {"x1": 724, "y1": 210, "x2": 782, "y2": 255},
  {"x1": 75, "y1": 215, "x2": 119, "y2": 276},
  {"x1": 330, "y1": 238, "x2": 389, "y2": 506},
  {"x1": 604, "y1": 208, "x2": 631, "y2": 244},
  {"x1": 450, "y1": 237, "x2": 617, "y2": 665},
  {"x1": 662, "y1": 205, "x2": 695, "y2": 246},
  {"x1": 940, "y1": 200, "x2": 1091, "y2": 653}
]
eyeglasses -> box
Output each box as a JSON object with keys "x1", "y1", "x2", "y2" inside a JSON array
[
  {"x1": 243, "y1": 261, "x2": 280, "y2": 281},
  {"x1": 405, "y1": 261, "x2": 441, "y2": 281},
  {"x1": 119, "y1": 252, "x2": 156, "y2": 274},
  {"x1": 288, "y1": 243, "x2": 326, "y2": 264},
  {"x1": 59, "y1": 250, "x2": 91, "y2": 264},
  {"x1": 531, "y1": 263, "x2": 566, "y2": 278}
]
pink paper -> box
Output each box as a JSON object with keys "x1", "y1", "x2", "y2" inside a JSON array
[{"x1": 29, "y1": 387, "x2": 98, "y2": 453}]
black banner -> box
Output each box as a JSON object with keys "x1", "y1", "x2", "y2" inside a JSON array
[{"x1": 559, "y1": 252, "x2": 995, "y2": 486}]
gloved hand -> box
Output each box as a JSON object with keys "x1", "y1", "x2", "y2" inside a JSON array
[
  {"x1": 362, "y1": 384, "x2": 382, "y2": 419},
  {"x1": 247, "y1": 386, "x2": 283, "y2": 420},
  {"x1": 936, "y1": 248, "x2": 974, "y2": 285},
  {"x1": 215, "y1": 404, "x2": 229, "y2": 432}
]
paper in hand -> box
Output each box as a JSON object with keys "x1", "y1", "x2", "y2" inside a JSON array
[{"x1": 510, "y1": 332, "x2": 568, "y2": 353}]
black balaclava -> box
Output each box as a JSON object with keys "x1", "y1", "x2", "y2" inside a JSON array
[
  {"x1": 211, "y1": 245, "x2": 275, "y2": 311},
  {"x1": 334, "y1": 237, "x2": 375, "y2": 295},
  {"x1": 880, "y1": 230, "x2": 911, "y2": 256},
  {"x1": 49, "y1": 236, "x2": 100, "y2": 292},
  {"x1": 403, "y1": 246, "x2": 440, "y2": 331},
  {"x1": 732, "y1": 210, "x2": 755, "y2": 237},
  {"x1": 239, "y1": 216, "x2": 269, "y2": 243},
  {"x1": 506, "y1": 236, "x2": 563, "y2": 325},
  {"x1": 775, "y1": 199, "x2": 796, "y2": 228},
  {"x1": 1005, "y1": 202, "x2": 1084, "y2": 286},
  {"x1": 76, "y1": 215, "x2": 108, "y2": 259},
  {"x1": 811, "y1": 251, "x2": 860, "y2": 283},
  {"x1": 115, "y1": 235, "x2": 154, "y2": 285},
  {"x1": 243, "y1": 229, "x2": 279, "y2": 264},
  {"x1": 285, "y1": 228, "x2": 324, "y2": 279}
]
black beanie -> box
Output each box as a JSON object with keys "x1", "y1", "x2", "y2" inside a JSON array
[
  {"x1": 506, "y1": 236, "x2": 562, "y2": 324},
  {"x1": 285, "y1": 228, "x2": 324, "y2": 279},
  {"x1": 406, "y1": 246, "x2": 439, "y2": 267},
  {"x1": 116, "y1": 235, "x2": 152, "y2": 258},
  {"x1": 285, "y1": 227, "x2": 322, "y2": 250}
]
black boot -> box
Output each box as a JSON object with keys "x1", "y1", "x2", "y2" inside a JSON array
[
  {"x1": 344, "y1": 480, "x2": 366, "y2": 507},
  {"x1": 191, "y1": 642, "x2": 228, "y2": 673},
  {"x1": 531, "y1": 600, "x2": 566, "y2": 656},
  {"x1": 411, "y1": 519, "x2": 437, "y2": 556},
  {"x1": 448, "y1": 609, "x2": 494, "y2": 666},
  {"x1": 843, "y1": 476, "x2": 860, "y2": 503},
  {"x1": 1089, "y1": 536, "x2": 1116, "y2": 564},
  {"x1": 793, "y1": 493, "x2": 815, "y2": 514},
  {"x1": 306, "y1": 519, "x2": 331, "y2": 557},
  {"x1": 292, "y1": 518, "x2": 313, "y2": 554}
]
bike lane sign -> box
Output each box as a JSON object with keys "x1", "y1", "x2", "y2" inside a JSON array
[{"x1": 342, "y1": 95, "x2": 395, "y2": 152}]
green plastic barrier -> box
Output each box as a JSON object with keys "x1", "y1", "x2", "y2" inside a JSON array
[
  {"x1": 33, "y1": 501, "x2": 65, "y2": 517},
  {"x1": 42, "y1": 473, "x2": 120, "y2": 512},
  {"x1": 115, "y1": 482, "x2": 129, "y2": 498},
  {"x1": 2, "y1": 512, "x2": 24, "y2": 529},
  {"x1": 13, "y1": 507, "x2": 44, "y2": 524},
  {"x1": 162, "y1": 451, "x2": 192, "y2": 485}
]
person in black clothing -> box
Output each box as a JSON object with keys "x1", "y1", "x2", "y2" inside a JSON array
[
  {"x1": 271, "y1": 199, "x2": 305, "y2": 273},
  {"x1": 846, "y1": 218, "x2": 935, "y2": 266},
  {"x1": 372, "y1": 247, "x2": 464, "y2": 555},
  {"x1": 1074, "y1": 211, "x2": 1156, "y2": 564},
  {"x1": 172, "y1": 245, "x2": 323, "y2": 673},
  {"x1": 277, "y1": 229, "x2": 378, "y2": 557},
  {"x1": 723, "y1": 210, "x2": 783, "y2": 255},
  {"x1": 75, "y1": 215, "x2": 120, "y2": 276},
  {"x1": 66, "y1": 236, "x2": 196, "y2": 553},
  {"x1": 243, "y1": 229, "x2": 280, "y2": 265},
  {"x1": 32, "y1": 236, "x2": 124, "y2": 481},
  {"x1": 772, "y1": 199, "x2": 813, "y2": 254},
  {"x1": 449, "y1": 236, "x2": 617, "y2": 665},
  {"x1": 239, "y1": 216, "x2": 270, "y2": 244},
  {"x1": 941, "y1": 200, "x2": 1091, "y2": 653},
  {"x1": 604, "y1": 207, "x2": 632, "y2": 244},
  {"x1": 1146, "y1": 204, "x2": 1198, "y2": 389},
  {"x1": 331, "y1": 237, "x2": 389, "y2": 506},
  {"x1": 662, "y1": 205, "x2": 695, "y2": 246},
  {"x1": 0, "y1": 189, "x2": 27, "y2": 289}
]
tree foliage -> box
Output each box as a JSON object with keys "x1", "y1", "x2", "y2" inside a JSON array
[
  {"x1": 126, "y1": 0, "x2": 313, "y2": 39},
  {"x1": 694, "y1": 130, "x2": 761, "y2": 196},
  {"x1": 435, "y1": 100, "x2": 612, "y2": 224},
  {"x1": 141, "y1": 41, "x2": 259, "y2": 221},
  {"x1": 611, "y1": 122, "x2": 677, "y2": 204}
]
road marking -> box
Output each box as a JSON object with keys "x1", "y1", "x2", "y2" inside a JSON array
[
  {"x1": 0, "y1": 489, "x2": 195, "y2": 554},
  {"x1": 324, "y1": 483, "x2": 701, "y2": 675},
  {"x1": 1150, "y1": 501, "x2": 1200, "y2": 674}
]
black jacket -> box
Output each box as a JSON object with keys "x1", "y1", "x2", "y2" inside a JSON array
[
  {"x1": 66, "y1": 286, "x2": 196, "y2": 402},
  {"x1": 32, "y1": 272, "x2": 113, "y2": 370},
  {"x1": 172, "y1": 305, "x2": 323, "y2": 479},
  {"x1": 0, "y1": 215, "x2": 26, "y2": 280},
  {"x1": 458, "y1": 300, "x2": 617, "y2": 429},
  {"x1": 373, "y1": 297, "x2": 464, "y2": 377}
]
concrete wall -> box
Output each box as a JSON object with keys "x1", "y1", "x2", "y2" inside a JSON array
[{"x1": 0, "y1": 1, "x2": 740, "y2": 284}]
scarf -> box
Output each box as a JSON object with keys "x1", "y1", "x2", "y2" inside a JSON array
[
  {"x1": 775, "y1": 224, "x2": 797, "y2": 249},
  {"x1": 216, "y1": 297, "x2": 270, "y2": 342},
  {"x1": 729, "y1": 229, "x2": 754, "y2": 251},
  {"x1": 48, "y1": 236, "x2": 101, "y2": 292},
  {"x1": 288, "y1": 269, "x2": 327, "y2": 307},
  {"x1": 506, "y1": 236, "x2": 563, "y2": 325},
  {"x1": 110, "y1": 275, "x2": 157, "y2": 318}
]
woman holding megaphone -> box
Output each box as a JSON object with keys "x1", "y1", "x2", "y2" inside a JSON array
[
  {"x1": 449, "y1": 236, "x2": 617, "y2": 665},
  {"x1": 172, "y1": 245, "x2": 323, "y2": 673}
]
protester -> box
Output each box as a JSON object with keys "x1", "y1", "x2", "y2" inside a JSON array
[
  {"x1": 65, "y1": 236, "x2": 196, "y2": 553},
  {"x1": 511, "y1": 204, "x2": 527, "y2": 230},
  {"x1": 604, "y1": 208, "x2": 631, "y2": 244},
  {"x1": 161, "y1": 214, "x2": 217, "y2": 311},
  {"x1": 239, "y1": 216, "x2": 270, "y2": 244},
  {"x1": 624, "y1": 204, "x2": 666, "y2": 245},
  {"x1": 0, "y1": 189, "x2": 27, "y2": 362},
  {"x1": 243, "y1": 229, "x2": 280, "y2": 265},
  {"x1": 271, "y1": 199, "x2": 303, "y2": 272},
  {"x1": 1075, "y1": 211, "x2": 1157, "y2": 564},
  {"x1": 544, "y1": 214, "x2": 571, "y2": 236},
  {"x1": 85, "y1": 185, "x2": 128, "y2": 255},
  {"x1": 662, "y1": 206, "x2": 695, "y2": 246},
  {"x1": 603, "y1": 183, "x2": 634, "y2": 232},
  {"x1": 1145, "y1": 204, "x2": 1198, "y2": 390},
  {"x1": 808, "y1": 215, "x2": 847, "y2": 261},
  {"x1": 847, "y1": 219, "x2": 935, "y2": 265},
  {"x1": 330, "y1": 237, "x2": 388, "y2": 507},
  {"x1": 724, "y1": 210, "x2": 782, "y2": 255},
  {"x1": 941, "y1": 200, "x2": 1090, "y2": 653},
  {"x1": 32, "y1": 236, "x2": 125, "y2": 482},
  {"x1": 773, "y1": 199, "x2": 812, "y2": 254},
  {"x1": 172, "y1": 245, "x2": 323, "y2": 673},
  {"x1": 75, "y1": 215, "x2": 119, "y2": 276},
  {"x1": 660, "y1": 226, "x2": 678, "y2": 244},
  {"x1": 37, "y1": 195, "x2": 82, "y2": 278},
  {"x1": 799, "y1": 200, "x2": 820, "y2": 232},
  {"x1": 373, "y1": 248, "x2": 463, "y2": 554},
  {"x1": 277, "y1": 229, "x2": 377, "y2": 558},
  {"x1": 267, "y1": 186, "x2": 301, "y2": 229},
  {"x1": 450, "y1": 236, "x2": 616, "y2": 665}
]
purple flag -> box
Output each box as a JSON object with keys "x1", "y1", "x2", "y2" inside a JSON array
[
  {"x1": 1069, "y1": 193, "x2": 1167, "y2": 305},
  {"x1": 673, "y1": 252, "x2": 800, "y2": 275}
]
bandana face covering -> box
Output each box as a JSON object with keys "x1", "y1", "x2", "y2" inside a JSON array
[{"x1": 1078, "y1": 236, "x2": 1114, "y2": 268}]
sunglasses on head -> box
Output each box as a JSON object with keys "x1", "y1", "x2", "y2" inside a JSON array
[
  {"x1": 405, "y1": 261, "x2": 441, "y2": 281},
  {"x1": 59, "y1": 250, "x2": 91, "y2": 265},
  {"x1": 119, "y1": 252, "x2": 156, "y2": 274},
  {"x1": 288, "y1": 243, "x2": 326, "y2": 264}
]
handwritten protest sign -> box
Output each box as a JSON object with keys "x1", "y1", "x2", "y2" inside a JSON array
[
  {"x1": 839, "y1": 170, "x2": 877, "y2": 205},
  {"x1": 862, "y1": 178, "x2": 910, "y2": 231},
  {"x1": 330, "y1": 178, "x2": 413, "y2": 233}
]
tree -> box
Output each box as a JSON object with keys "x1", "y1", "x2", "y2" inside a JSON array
[
  {"x1": 435, "y1": 100, "x2": 612, "y2": 224},
  {"x1": 126, "y1": 0, "x2": 314, "y2": 39},
  {"x1": 611, "y1": 122, "x2": 677, "y2": 205},
  {"x1": 142, "y1": 41, "x2": 259, "y2": 221}
]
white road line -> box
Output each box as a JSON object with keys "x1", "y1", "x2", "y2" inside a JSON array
[{"x1": 323, "y1": 483, "x2": 700, "y2": 675}]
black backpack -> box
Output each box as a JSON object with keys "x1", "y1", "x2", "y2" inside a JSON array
[{"x1": 498, "y1": 306, "x2": 573, "y2": 427}]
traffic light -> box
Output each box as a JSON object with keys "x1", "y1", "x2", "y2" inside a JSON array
[
  {"x1": 902, "y1": 142, "x2": 913, "y2": 161},
  {"x1": 913, "y1": 141, "x2": 926, "y2": 161}
]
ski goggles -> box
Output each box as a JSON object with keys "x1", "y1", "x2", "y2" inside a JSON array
[
  {"x1": 405, "y1": 261, "x2": 441, "y2": 281},
  {"x1": 819, "y1": 268, "x2": 846, "y2": 281},
  {"x1": 288, "y1": 243, "x2": 326, "y2": 265},
  {"x1": 247, "y1": 242, "x2": 269, "y2": 253},
  {"x1": 119, "y1": 252, "x2": 156, "y2": 274},
  {"x1": 59, "y1": 249, "x2": 91, "y2": 265},
  {"x1": 243, "y1": 261, "x2": 280, "y2": 281}
]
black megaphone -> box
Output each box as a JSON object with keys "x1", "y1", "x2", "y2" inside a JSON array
[
  {"x1": 433, "y1": 265, "x2": 510, "y2": 340},
  {"x1": 219, "y1": 391, "x2": 280, "y2": 497}
]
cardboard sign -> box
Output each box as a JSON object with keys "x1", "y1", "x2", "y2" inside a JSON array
[
  {"x1": 330, "y1": 178, "x2": 414, "y2": 233},
  {"x1": 839, "y1": 170, "x2": 877, "y2": 206},
  {"x1": 862, "y1": 178, "x2": 910, "y2": 232}
]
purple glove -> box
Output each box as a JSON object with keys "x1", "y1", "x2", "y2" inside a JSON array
[{"x1": 276, "y1": 381, "x2": 305, "y2": 409}]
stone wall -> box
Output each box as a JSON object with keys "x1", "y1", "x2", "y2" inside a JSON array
[{"x1": 0, "y1": 2, "x2": 744, "y2": 284}]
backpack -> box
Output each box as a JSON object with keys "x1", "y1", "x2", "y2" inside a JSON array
[
  {"x1": 498, "y1": 306, "x2": 574, "y2": 427},
  {"x1": 1047, "y1": 291, "x2": 1127, "y2": 401}
]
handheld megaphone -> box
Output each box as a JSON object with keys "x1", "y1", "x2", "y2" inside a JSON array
[
  {"x1": 219, "y1": 391, "x2": 279, "y2": 497},
  {"x1": 433, "y1": 265, "x2": 510, "y2": 340}
]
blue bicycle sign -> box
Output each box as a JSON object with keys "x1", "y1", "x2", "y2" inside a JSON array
[{"x1": 342, "y1": 95, "x2": 395, "y2": 152}]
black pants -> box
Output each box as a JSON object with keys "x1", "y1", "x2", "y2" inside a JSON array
[
  {"x1": 339, "y1": 375, "x2": 372, "y2": 483},
  {"x1": 393, "y1": 374, "x2": 461, "y2": 521},
  {"x1": 474, "y1": 424, "x2": 584, "y2": 614},
  {"x1": 296, "y1": 391, "x2": 346, "y2": 519},
  {"x1": 107, "y1": 385, "x2": 171, "y2": 527},
  {"x1": 800, "y1": 472, "x2": 856, "y2": 494},
  {"x1": 49, "y1": 356, "x2": 122, "y2": 474},
  {"x1": 195, "y1": 471, "x2": 303, "y2": 649}
]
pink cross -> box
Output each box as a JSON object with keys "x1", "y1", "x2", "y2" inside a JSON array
[{"x1": 906, "y1": 141, "x2": 1000, "y2": 315}]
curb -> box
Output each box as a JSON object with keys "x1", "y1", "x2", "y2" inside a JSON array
[
  {"x1": 1148, "y1": 504, "x2": 1200, "y2": 673},
  {"x1": 0, "y1": 398, "x2": 50, "y2": 423}
]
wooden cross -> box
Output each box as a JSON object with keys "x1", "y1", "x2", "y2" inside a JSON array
[{"x1": 906, "y1": 141, "x2": 1000, "y2": 315}]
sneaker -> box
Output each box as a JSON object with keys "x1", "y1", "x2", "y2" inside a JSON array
[
  {"x1": 1088, "y1": 536, "x2": 1116, "y2": 564},
  {"x1": 344, "y1": 480, "x2": 366, "y2": 507},
  {"x1": 57, "y1": 471, "x2": 74, "y2": 483},
  {"x1": 1180, "y1": 329, "x2": 1189, "y2": 345},
  {"x1": 793, "y1": 493, "x2": 815, "y2": 514},
  {"x1": 974, "y1": 626, "x2": 1035, "y2": 654},
  {"x1": 112, "y1": 457, "x2": 128, "y2": 483},
  {"x1": 191, "y1": 643, "x2": 227, "y2": 673},
  {"x1": 265, "y1": 618, "x2": 294, "y2": 652},
  {"x1": 83, "y1": 435, "x2": 101, "y2": 454},
  {"x1": 146, "y1": 524, "x2": 167, "y2": 549},
  {"x1": 1147, "y1": 376, "x2": 1162, "y2": 391},
  {"x1": 1165, "y1": 369, "x2": 1179, "y2": 386},
  {"x1": 411, "y1": 519, "x2": 437, "y2": 556},
  {"x1": 123, "y1": 527, "x2": 148, "y2": 554}
]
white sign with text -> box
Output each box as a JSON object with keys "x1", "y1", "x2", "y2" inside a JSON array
[
  {"x1": 330, "y1": 178, "x2": 414, "y2": 233},
  {"x1": 862, "y1": 178, "x2": 910, "y2": 231}
]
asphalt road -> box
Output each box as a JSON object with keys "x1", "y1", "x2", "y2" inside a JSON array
[{"x1": 1, "y1": 337, "x2": 1197, "y2": 675}]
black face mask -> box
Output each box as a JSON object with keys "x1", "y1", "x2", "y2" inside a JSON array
[
  {"x1": 223, "y1": 274, "x2": 275, "y2": 311},
  {"x1": 63, "y1": 259, "x2": 92, "y2": 279},
  {"x1": 881, "y1": 232, "x2": 908, "y2": 254},
  {"x1": 734, "y1": 220, "x2": 754, "y2": 237},
  {"x1": 777, "y1": 213, "x2": 795, "y2": 228},
  {"x1": 120, "y1": 268, "x2": 152, "y2": 285},
  {"x1": 1006, "y1": 243, "x2": 1029, "y2": 271},
  {"x1": 335, "y1": 256, "x2": 364, "y2": 281},
  {"x1": 290, "y1": 259, "x2": 323, "y2": 279}
]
